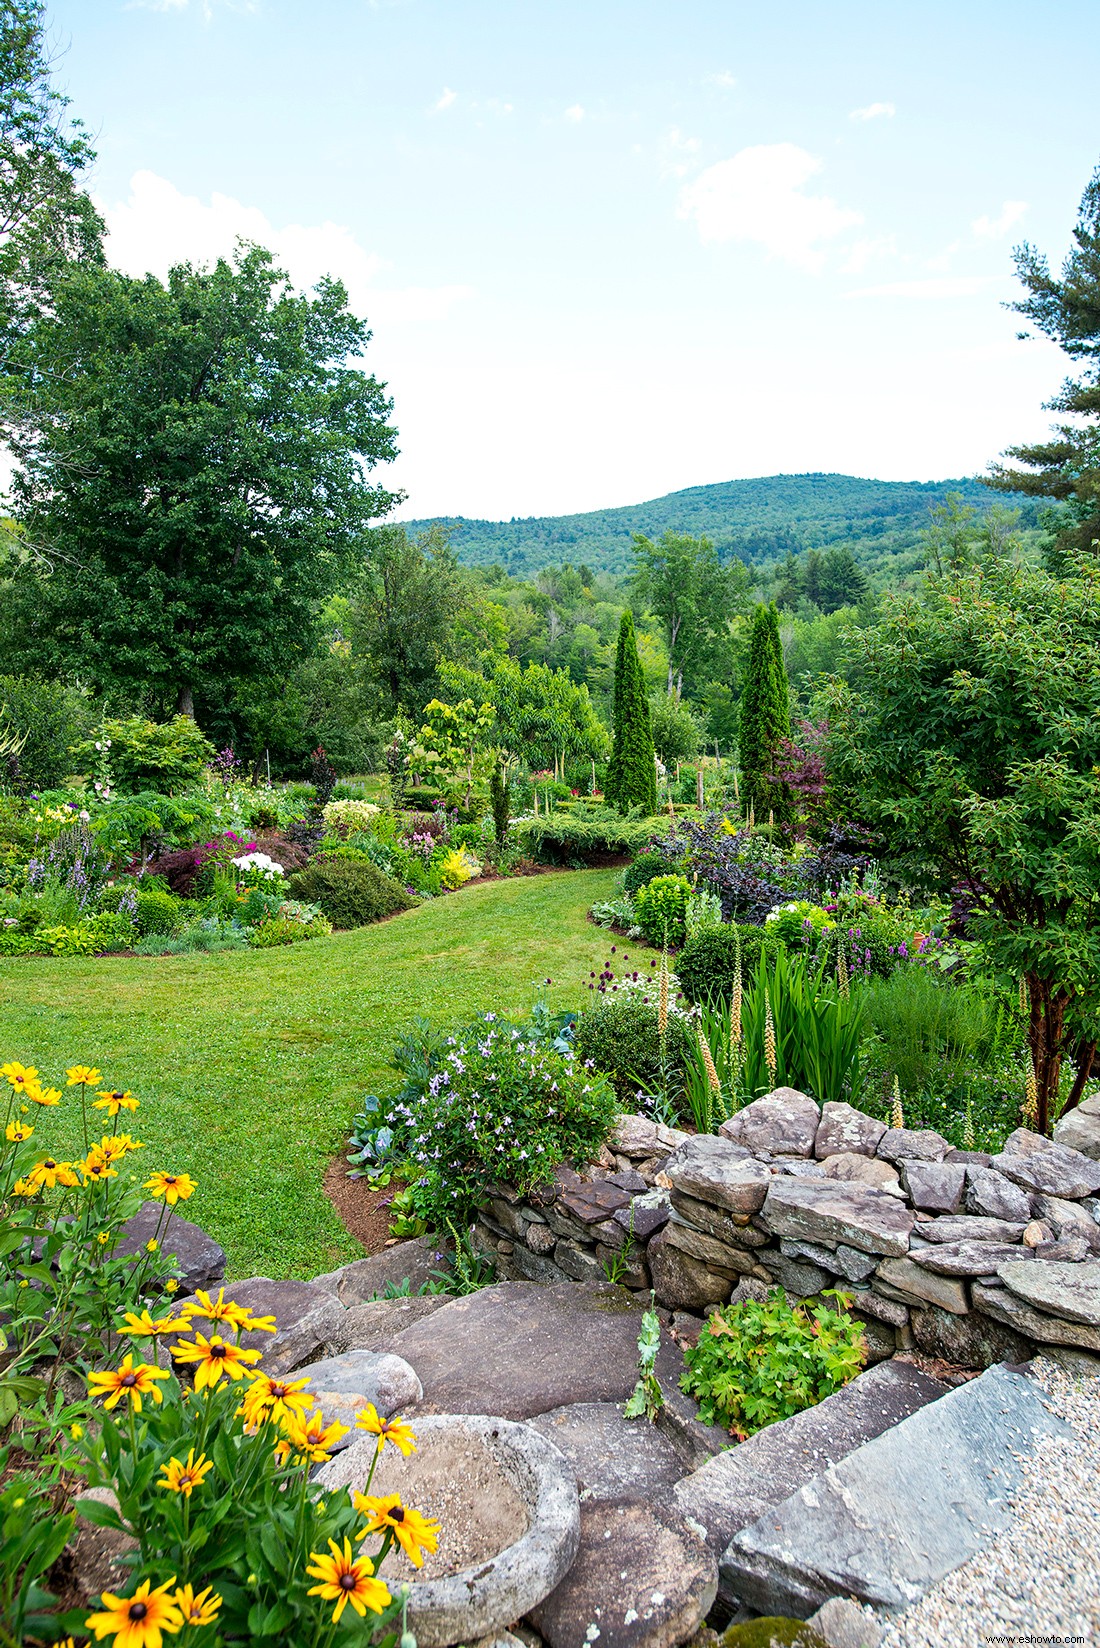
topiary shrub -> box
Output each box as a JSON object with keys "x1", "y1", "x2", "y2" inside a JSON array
[
  {"x1": 134, "y1": 886, "x2": 181, "y2": 936},
  {"x1": 676, "y1": 923, "x2": 773, "y2": 1005},
  {"x1": 287, "y1": 855, "x2": 416, "y2": 929},
  {"x1": 573, "y1": 991, "x2": 693, "y2": 1105},
  {"x1": 622, "y1": 849, "x2": 672, "y2": 895}
]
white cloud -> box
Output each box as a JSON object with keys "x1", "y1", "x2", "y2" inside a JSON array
[
  {"x1": 564, "y1": 104, "x2": 585, "y2": 123},
  {"x1": 127, "y1": 0, "x2": 257, "y2": 15},
  {"x1": 659, "y1": 126, "x2": 701, "y2": 180},
  {"x1": 972, "y1": 199, "x2": 1028, "y2": 239},
  {"x1": 849, "y1": 102, "x2": 895, "y2": 122},
  {"x1": 847, "y1": 276, "x2": 995, "y2": 299},
  {"x1": 705, "y1": 70, "x2": 737, "y2": 90},
  {"x1": 839, "y1": 235, "x2": 897, "y2": 275},
  {"x1": 677, "y1": 143, "x2": 862, "y2": 271},
  {"x1": 98, "y1": 171, "x2": 473, "y2": 326},
  {"x1": 433, "y1": 87, "x2": 457, "y2": 112}
]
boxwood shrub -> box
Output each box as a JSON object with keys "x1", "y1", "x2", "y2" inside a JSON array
[
  {"x1": 573, "y1": 992, "x2": 693, "y2": 1105},
  {"x1": 676, "y1": 923, "x2": 774, "y2": 1005},
  {"x1": 287, "y1": 854, "x2": 416, "y2": 929}
]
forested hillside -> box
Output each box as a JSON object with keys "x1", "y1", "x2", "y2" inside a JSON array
[{"x1": 407, "y1": 471, "x2": 1036, "y2": 579}]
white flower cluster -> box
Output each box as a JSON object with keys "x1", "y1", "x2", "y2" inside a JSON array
[{"x1": 232, "y1": 851, "x2": 285, "y2": 880}]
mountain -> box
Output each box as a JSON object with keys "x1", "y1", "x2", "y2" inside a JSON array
[{"x1": 406, "y1": 471, "x2": 1035, "y2": 579}]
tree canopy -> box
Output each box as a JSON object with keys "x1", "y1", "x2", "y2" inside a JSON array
[
  {"x1": 629, "y1": 530, "x2": 750, "y2": 697},
  {"x1": 3, "y1": 245, "x2": 398, "y2": 719},
  {"x1": 987, "y1": 163, "x2": 1100, "y2": 562},
  {"x1": 822, "y1": 555, "x2": 1100, "y2": 1131}
]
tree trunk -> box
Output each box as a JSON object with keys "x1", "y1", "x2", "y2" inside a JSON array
[
  {"x1": 1027, "y1": 974, "x2": 1069, "y2": 1136},
  {"x1": 178, "y1": 684, "x2": 195, "y2": 718},
  {"x1": 1062, "y1": 1038, "x2": 1098, "y2": 1119}
]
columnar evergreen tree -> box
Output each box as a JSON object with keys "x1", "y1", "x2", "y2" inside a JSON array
[
  {"x1": 604, "y1": 612, "x2": 629, "y2": 805},
  {"x1": 605, "y1": 611, "x2": 657, "y2": 814},
  {"x1": 738, "y1": 603, "x2": 790, "y2": 814}
]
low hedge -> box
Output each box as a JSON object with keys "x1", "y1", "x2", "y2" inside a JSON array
[
  {"x1": 287, "y1": 854, "x2": 416, "y2": 929},
  {"x1": 515, "y1": 807, "x2": 657, "y2": 865}
]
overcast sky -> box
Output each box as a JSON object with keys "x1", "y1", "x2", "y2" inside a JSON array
[{"x1": 45, "y1": 0, "x2": 1100, "y2": 520}]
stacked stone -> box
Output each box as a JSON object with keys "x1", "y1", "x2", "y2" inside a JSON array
[
  {"x1": 475, "y1": 1116, "x2": 689, "y2": 1296},
  {"x1": 474, "y1": 1087, "x2": 1100, "y2": 1369}
]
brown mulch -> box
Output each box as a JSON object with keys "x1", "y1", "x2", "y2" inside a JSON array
[
  {"x1": 323, "y1": 1154, "x2": 401, "y2": 1255},
  {"x1": 893, "y1": 1350, "x2": 982, "y2": 1388}
]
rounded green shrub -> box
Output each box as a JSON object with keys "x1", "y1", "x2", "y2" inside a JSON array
[
  {"x1": 287, "y1": 855, "x2": 416, "y2": 929},
  {"x1": 622, "y1": 849, "x2": 672, "y2": 895},
  {"x1": 134, "y1": 886, "x2": 182, "y2": 936},
  {"x1": 676, "y1": 923, "x2": 773, "y2": 1005},
  {"x1": 573, "y1": 992, "x2": 692, "y2": 1105},
  {"x1": 634, "y1": 873, "x2": 693, "y2": 947}
]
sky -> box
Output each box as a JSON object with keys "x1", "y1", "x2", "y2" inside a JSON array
[{"x1": 42, "y1": 0, "x2": 1100, "y2": 521}]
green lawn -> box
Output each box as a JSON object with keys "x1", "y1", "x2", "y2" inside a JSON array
[{"x1": 0, "y1": 870, "x2": 617, "y2": 1280}]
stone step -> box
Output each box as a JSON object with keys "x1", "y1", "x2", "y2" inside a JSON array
[
  {"x1": 719, "y1": 1362, "x2": 1070, "y2": 1619},
  {"x1": 672, "y1": 1358, "x2": 949, "y2": 1601}
]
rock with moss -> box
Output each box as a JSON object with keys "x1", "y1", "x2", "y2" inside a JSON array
[{"x1": 721, "y1": 1620, "x2": 827, "y2": 1648}]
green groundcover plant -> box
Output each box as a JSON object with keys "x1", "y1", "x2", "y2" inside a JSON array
[{"x1": 681, "y1": 1288, "x2": 865, "y2": 1437}]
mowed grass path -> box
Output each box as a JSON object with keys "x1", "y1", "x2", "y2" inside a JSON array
[{"x1": 0, "y1": 870, "x2": 617, "y2": 1280}]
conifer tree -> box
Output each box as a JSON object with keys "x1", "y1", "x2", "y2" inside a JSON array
[
  {"x1": 606, "y1": 610, "x2": 657, "y2": 814},
  {"x1": 738, "y1": 603, "x2": 790, "y2": 814}
]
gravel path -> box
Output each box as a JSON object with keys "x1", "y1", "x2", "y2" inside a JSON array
[{"x1": 879, "y1": 1358, "x2": 1100, "y2": 1648}]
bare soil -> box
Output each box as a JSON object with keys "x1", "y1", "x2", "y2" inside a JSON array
[{"x1": 323, "y1": 1155, "x2": 400, "y2": 1255}]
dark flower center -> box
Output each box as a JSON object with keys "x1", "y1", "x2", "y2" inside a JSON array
[
  {"x1": 390, "y1": 1506, "x2": 405, "y2": 1522},
  {"x1": 44, "y1": 1159, "x2": 57, "y2": 1170},
  {"x1": 340, "y1": 1572, "x2": 358, "y2": 1591},
  {"x1": 121, "y1": 1373, "x2": 138, "y2": 1387},
  {"x1": 210, "y1": 1344, "x2": 227, "y2": 1359},
  {"x1": 128, "y1": 1602, "x2": 148, "y2": 1620}
]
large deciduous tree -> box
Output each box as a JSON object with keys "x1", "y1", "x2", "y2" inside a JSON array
[
  {"x1": 347, "y1": 524, "x2": 470, "y2": 715},
  {"x1": 0, "y1": 1, "x2": 102, "y2": 360},
  {"x1": 3, "y1": 245, "x2": 397, "y2": 719},
  {"x1": 821, "y1": 557, "x2": 1100, "y2": 1134},
  {"x1": 630, "y1": 530, "x2": 749, "y2": 698},
  {"x1": 985, "y1": 163, "x2": 1100, "y2": 561}
]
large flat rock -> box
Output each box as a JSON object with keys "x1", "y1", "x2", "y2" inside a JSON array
[
  {"x1": 672, "y1": 1360, "x2": 947, "y2": 1564},
  {"x1": 762, "y1": 1179, "x2": 914, "y2": 1258},
  {"x1": 178, "y1": 1276, "x2": 346, "y2": 1375},
  {"x1": 814, "y1": 1102, "x2": 886, "y2": 1161},
  {"x1": 990, "y1": 1137, "x2": 1100, "y2": 1200},
  {"x1": 312, "y1": 1235, "x2": 446, "y2": 1304},
  {"x1": 388, "y1": 1281, "x2": 653, "y2": 1420},
  {"x1": 972, "y1": 1281, "x2": 1100, "y2": 1350},
  {"x1": 302, "y1": 1349, "x2": 422, "y2": 1440},
  {"x1": 1053, "y1": 1102, "x2": 1100, "y2": 1160},
  {"x1": 719, "y1": 1364, "x2": 1070, "y2": 1617},
  {"x1": 997, "y1": 1258, "x2": 1100, "y2": 1326},
  {"x1": 116, "y1": 1202, "x2": 226, "y2": 1295},
  {"x1": 720, "y1": 1088, "x2": 820, "y2": 1157},
  {"x1": 663, "y1": 1136, "x2": 773, "y2": 1215},
  {"x1": 528, "y1": 1496, "x2": 717, "y2": 1648},
  {"x1": 528, "y1": 1402, "x2": 685, "y2": 1503}
]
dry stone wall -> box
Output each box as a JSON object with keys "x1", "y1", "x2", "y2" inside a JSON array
[{"x1": 473, "y1": 1087, "x2": 1100, "y2": 1369}]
